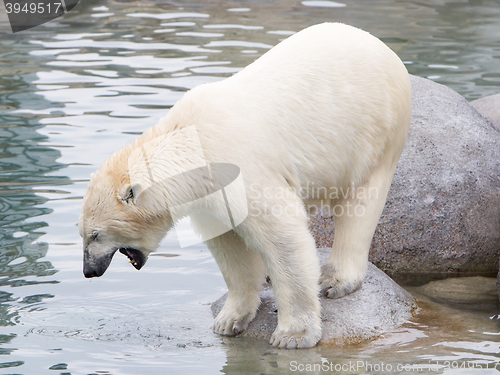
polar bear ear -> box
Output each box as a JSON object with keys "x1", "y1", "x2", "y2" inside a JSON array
[
  {"x1": 118, "y1": 183, "x2": 142, "y2": 205},
  {"x1": 118, "y1": 182, "x2": 164, "y2": 212}
]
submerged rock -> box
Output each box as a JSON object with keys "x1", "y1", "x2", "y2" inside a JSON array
[
  {"x1": 415, "y1": 276, "x2": 499, "y2": 310},
  {"x1": 211, "y1": 248, "x2": 417, "y2": 345},
  {"x1": 311, "y1": 76, "x2": 500, "y2": 281}
]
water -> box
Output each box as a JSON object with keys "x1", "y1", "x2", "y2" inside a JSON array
[{"x1": 0, "y1": 0, "x2": 499, "y2": 373}]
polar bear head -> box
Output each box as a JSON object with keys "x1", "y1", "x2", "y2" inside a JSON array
[
  {"x1": 79, "y1": 145, "x2": 173, "y2": 278},
  {"x1": 79, "y1": 124, "x2": 245, "y2": 278}
]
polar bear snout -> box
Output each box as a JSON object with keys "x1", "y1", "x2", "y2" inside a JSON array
[{"x1": 83, "y1": 244, "x2": 118, "y2": 278}]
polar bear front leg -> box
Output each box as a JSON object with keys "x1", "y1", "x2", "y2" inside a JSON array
[
  {"x1": 201, "y1": 229, "x2": 266, "y2": 336},
  {"x1": 239, "y1": 197, "x2": 322, "y2": 349},
  {"x1": 320, "y1": 163, "x2": 396, "y2": 299}
]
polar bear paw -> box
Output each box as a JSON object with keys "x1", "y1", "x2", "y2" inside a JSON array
[
  {"x1": 213, "y1": 303, "x2": 257, "y2": 336},
  {"x1": 269, "y1": 326, "x2": 321, "y2": 349},
  {"x1": 319, "y1": 263, "x2": 363, "y2": 299}
]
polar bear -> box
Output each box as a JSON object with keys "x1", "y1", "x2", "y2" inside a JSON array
[{"x1": 79, "y1": 22, "x2": 411, "y2": 349}]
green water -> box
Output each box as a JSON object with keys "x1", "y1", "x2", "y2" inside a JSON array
[{"x1": 0, "y1": 0, "x2": 499, "y2": 374}]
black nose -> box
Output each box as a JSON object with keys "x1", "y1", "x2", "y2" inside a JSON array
[
  {"x1": 84, "y1": 271, "x2": 96, "y2": 278},
  {"x1": 84, "y1": 269, "x2": 97, "y2": 278},
  {"x1": 83, "y1": 263, "x2": 102, "y2": 278}
]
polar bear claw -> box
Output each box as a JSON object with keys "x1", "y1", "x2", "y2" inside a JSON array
[
  {"x1": 319, "y1": 263, "x2": 364, "y2": 299},
  {"x1": 270, "y1": 327, "x2": 322, "y2": 349},
  {"x1": 213, "y1": 306, "x2": 257, "y2": 336}
]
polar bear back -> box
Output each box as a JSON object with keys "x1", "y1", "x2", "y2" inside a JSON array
[{"x1": 162, "y1": 22, "x2": 411, "y2": 191}]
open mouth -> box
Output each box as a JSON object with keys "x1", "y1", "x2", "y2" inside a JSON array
[{"x1": 119, "y1": 248, "x2": 146, "y2": 270}]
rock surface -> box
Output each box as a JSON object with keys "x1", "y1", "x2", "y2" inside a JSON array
[
  {"x1": 472, "y1": 93, "x2": 500, "y2": 301},
  {"x1": 212, "y1": 248, "x2": 417, "y2": 345},
  {"x1": 498, "y1": 259, "x2": 500, "y2": 302},
  {"x1": 471, "y1": 93, "x2": 500, "y2": 128},
  {"x1": 311, "y1": 75, "x2": 500, "y2": 279}
]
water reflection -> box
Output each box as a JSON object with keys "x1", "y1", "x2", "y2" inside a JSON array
[
  {"x1": 0, "y1": 102, "x2": 66, "y2": 336},
  {"x1": 0, "y1": 113, "x2": 66, "y2": 287}
]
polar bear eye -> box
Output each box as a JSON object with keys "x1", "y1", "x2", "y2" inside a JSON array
[{"x1": 90, "y1": 231, "x2": 99, "y2": 241}]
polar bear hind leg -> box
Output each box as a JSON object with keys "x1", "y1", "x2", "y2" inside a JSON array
[{"x1": 319, "y1": 156, "x2": 398, "y2": 299}]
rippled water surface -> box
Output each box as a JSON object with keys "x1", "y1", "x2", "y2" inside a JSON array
[{"x1": 0, "y1": 0, "x2": 499, "y2": 374}]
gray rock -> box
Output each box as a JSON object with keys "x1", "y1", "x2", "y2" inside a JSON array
[
  {"x1": 211, "y1": 248, "x2": 417, "y2": 345},
  {"x1": 471, "y1": 93, "x2": 500, "y2": 128},
  {"x1": 498, "y1": 259, "x2": 500, "y2": 302},
  {"x1": 311, "y1": 76, "x2": 500, "y2": 280}
]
